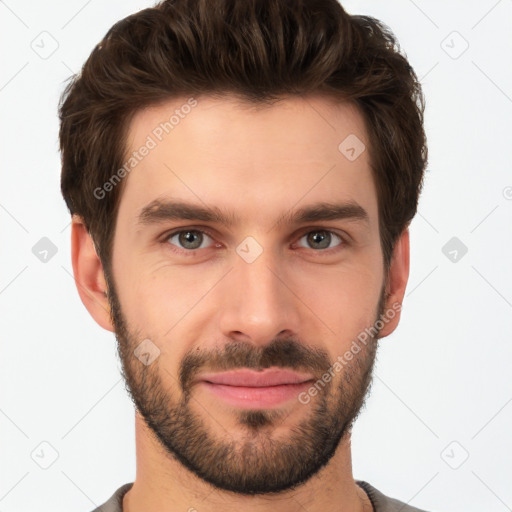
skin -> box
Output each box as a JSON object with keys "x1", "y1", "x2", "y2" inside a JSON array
[{"x1": 71, "y1": 94, "x2": 409, "y2": 512}]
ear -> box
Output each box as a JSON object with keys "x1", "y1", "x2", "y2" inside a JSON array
[
  {"x1": 70, "y1": 215, "x2": 114, "y2": 332},
  {"x1": 378, "y1": 227, "x2": 410, "y2": 339}
]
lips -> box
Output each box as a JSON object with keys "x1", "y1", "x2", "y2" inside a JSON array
[
  {"x1": 198, "y1": 368, "x2": 314, "y2": 387},
  {"x1": 197, "y1": 368, "x2": 316, "y2": 409},
  {"x1": 199, "y1": 369, "x2": 313, "y2": 388}
]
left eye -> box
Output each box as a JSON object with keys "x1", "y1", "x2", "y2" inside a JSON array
[{"x1": 296, "y1": 230, "x2": 343, "y2": 250}]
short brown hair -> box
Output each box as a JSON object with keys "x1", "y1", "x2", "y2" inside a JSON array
[{"x1": 59, "y1": 0, "x2": 427, "y2": 276}]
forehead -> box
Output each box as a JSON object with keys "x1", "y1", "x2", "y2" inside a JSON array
[{"x1": 118, "y1": 94, "x2": 378, "y2": 228}]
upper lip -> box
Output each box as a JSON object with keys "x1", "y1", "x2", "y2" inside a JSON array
[{"x1": 198, "y1": 368, "x2": 314, "y2": 387}]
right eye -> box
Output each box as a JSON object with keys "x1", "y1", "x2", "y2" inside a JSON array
[{"x1": 163, "y1": 228, "x2": 221, "y2": 255}]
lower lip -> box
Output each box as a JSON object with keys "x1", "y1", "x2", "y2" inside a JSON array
[{"x1": 200, "y1": 381, "x2": 313, "y2": 409}]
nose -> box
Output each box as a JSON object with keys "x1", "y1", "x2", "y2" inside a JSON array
[{"x1": 217, "y1": 248, "x2": 301, "y2": 346}]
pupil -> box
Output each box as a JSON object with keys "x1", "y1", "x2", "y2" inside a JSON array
[
  {"x1": 308, "y1": 231, "x2": 330, "y2": 249},
  {"x1": 180, "y1": 231, "x2": 201, "y2": 249}
]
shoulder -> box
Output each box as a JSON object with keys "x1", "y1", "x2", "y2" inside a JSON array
[
  {"x1": 90, "y1": 483, "x2": 134, "y2": 512},
  {"x1": 356, "y1": 480, "x2": 431, "y2": 512}
]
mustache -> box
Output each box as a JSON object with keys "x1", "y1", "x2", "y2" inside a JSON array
[{"x1": 179, "y1": 338, "x2": 332, "y2": 392}]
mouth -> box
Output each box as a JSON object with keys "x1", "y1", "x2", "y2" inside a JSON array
[
  {"x1": 197, "y1": 368, "x2": 315, "y2": 409},
  {"x1": 199, "y1": 368, "x2": 314, "y2": 387}
]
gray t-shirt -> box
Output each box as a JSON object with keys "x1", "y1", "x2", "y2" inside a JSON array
[{"x1": 91, "y1": 480, "x2": 430, "y2": 511}]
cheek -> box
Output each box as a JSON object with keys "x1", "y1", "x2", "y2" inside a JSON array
[
  {"x1": 115, "y1": 257, "x2": 218, "y2": 340},
  {"x1": 291, "y1": 259, "x2": 383, "y2": 338},
  {"x1": 112, "y1": 225, "x2": 384, "y2": 345}
]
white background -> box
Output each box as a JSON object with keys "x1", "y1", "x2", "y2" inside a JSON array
[{"x1": 0, "y1": 1, "x2": 511, "y2": 511}]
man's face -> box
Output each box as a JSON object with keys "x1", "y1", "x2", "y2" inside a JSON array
[{"x1": 106, "y1": 95, "x2": 387, "y2": 495}]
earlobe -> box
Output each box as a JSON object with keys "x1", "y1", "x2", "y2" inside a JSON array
[
  {"x1": 378, "y1": 227, "x2": 410, "y2": 339},
  {"x1": 70, "y1": 215, "x2": 115, "y2": 332}
]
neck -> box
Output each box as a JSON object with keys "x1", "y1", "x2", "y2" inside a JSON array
[{"x1": 123, "y1": 411, "x2": 371, "y2": 512}]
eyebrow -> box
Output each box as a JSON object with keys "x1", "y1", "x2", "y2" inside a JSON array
[{"x1": 137, "y1": 199, "x2": 370, "y2": 229}]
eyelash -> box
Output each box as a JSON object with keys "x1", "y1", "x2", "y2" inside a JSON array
[{"x1": 161, "y1": 227, "x2": 349, "y2": 257}]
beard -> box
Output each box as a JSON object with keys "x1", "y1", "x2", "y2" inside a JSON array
[{"x1": 105, "y1": 270, "x2": 386, "y2": 496}]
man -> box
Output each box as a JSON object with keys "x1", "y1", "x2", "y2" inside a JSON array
[{"x1": 59, "y1": 0, "x2": 429, "y2": 510}]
